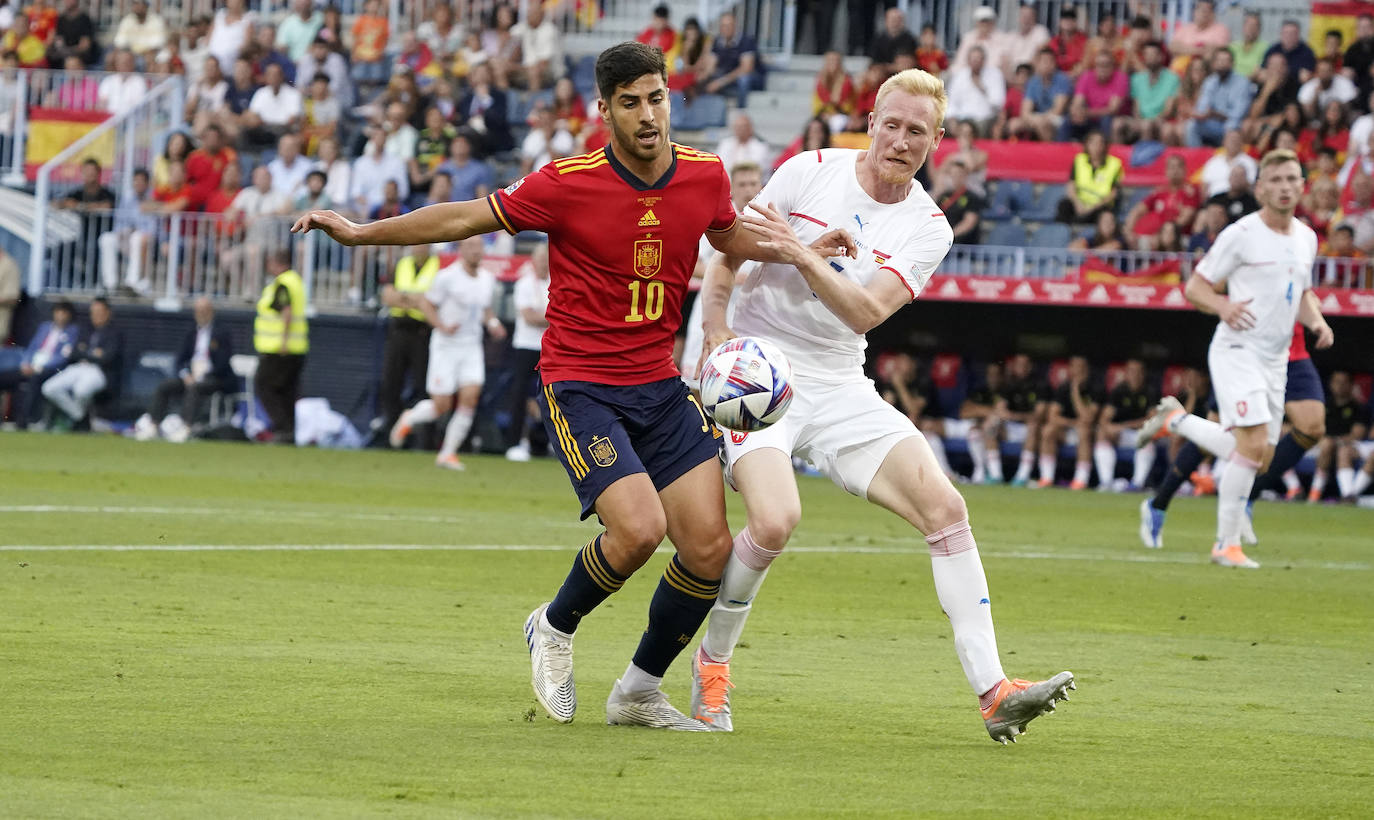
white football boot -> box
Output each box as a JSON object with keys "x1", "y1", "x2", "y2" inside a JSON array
[{"x1": 524, "y1": 603, "x2": 576, "y2": 723}]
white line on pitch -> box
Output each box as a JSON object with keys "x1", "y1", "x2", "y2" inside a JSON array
[{"x1": 0, "y1": 542, "x2": 1366, "y2": 571}]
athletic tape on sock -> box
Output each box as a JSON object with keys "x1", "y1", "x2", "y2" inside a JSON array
[{"x1": 926, "y1": 519, "x2": 976, "y2": 557}]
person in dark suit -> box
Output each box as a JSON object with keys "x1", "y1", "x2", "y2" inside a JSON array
[
  {"x1": 0, "y1": 300, "x2": 79, "y2": 428},
  {"x1": 134, "y1": 296, "x2": 235, "y2": 440},
  {"x1": 456, "y1": 62, "x2": 513, "y2": 156},
  {"x1": 41, "y1": 297, "x2": 124, "y2": 427}
]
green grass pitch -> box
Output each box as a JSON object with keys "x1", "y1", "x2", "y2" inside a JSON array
[{"x1": 2, "y1": 433, "x2": 1370, "y2": 818}]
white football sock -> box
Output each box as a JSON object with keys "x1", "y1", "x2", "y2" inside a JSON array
[
  {"x1": 1282, "y1": 469, "x2": 1301, "y2": 492},
  {"x1": 1072, "y1": 460, "x2": 1091, "y2": 486},
  {"x1": 702, "y1": 528, "x2": 781, "y2": 663},
  {"x1": 1014, "y1": 450, "x2": 1034, "y2": 481},
  {"x1": 618, "y1": 662, "x2": 663, "y2": 697},
  {"x1": 967, "y1": 429, "x2": 987, "y2": 482},
  {"x1": 1132, "y1": 442, "x2": 1157, "y2": 487},
  {"x1": 1093, "y1": 441, "x2": 1117, "y2": 487},
  {"x1": 1217, "y1": 453, "x2": 1259, "y2": 544},
  {"x1": 986, "y1": 436, "x2": 1004, "y2": 480},
  {"x1": 1337, "y1": 467, "x2": 1355, "y2": 499},
  {"x1": 408, "y1": 399, "x2": 438, "y2": 424},
  {"x1": 1310, "y1": 470, "x2": 1327, "y2": 497},
  {"x1": 1039, "y1": 453, "x2": 1056, "y2": 483},
  {"x1": 440, "y1": 408, "x2": 475, "y2": 457},
  {"x1": 926, "y1": 432, "x2": 953, "y2": 476},
  {"x1": 927, "y1": 519, "x2": 1005, "y2": 696},
  {"x1": 1172, "y1": 414, "x2": 1236, "y2": 460},
  {"x1": 1352, "y1": 470, "x2": 1372, "y2": 497}
]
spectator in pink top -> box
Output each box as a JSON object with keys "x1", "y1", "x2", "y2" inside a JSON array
[
  {"x1": 1059, "y1": 51, "x2": 1129, "y2": 141},
  {"x1": 1169, "y1": 0, "x2": 1231, "y2": 60}
]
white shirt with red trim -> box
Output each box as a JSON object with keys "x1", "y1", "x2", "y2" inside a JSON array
[
  {"x1": 1195, "y1": 212, "x2": 1316, "y2": 365},
  {"x1": 729, "y1": 149, "x2": 953, "y2": 379}
]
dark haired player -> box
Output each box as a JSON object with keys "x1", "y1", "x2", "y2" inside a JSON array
[{"x1": 293, "y1": 42, "x2": 850, "y2": 730}]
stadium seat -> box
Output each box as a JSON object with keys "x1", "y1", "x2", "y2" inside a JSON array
[
  {"x1": 1161, "y1": 364, "x2": 1188, "y2": 397},
  {"x1": 1028, "y1": 223, "x2": 1072, "y2": 249},
  {"x1": 929, "y1": 353, "x2": 967, "y2": 417},
  {"x1": 1122, "y1": 187, "x2": 1150, "y2": 216},
  {"x1": 1047, "y1": 358, "x2": 1069, "y2": 389},
  {"x1": 985, "y1": 221, "x2": 1028, "y2": 247},
  {"x1": 671, "y1": 93, "x2": 728, "y2": 130},
  {"x1": 987, "y1": 179, "x2": 1031, "y2": 220},
  {"x1": 1104, "y1": 361, "x2": 1126, "y2": 392},
  {"x1": 1354, "y1": 373, "x2": 1373, "y2": 404},
  {"x1": 571, "y1": 54, "x2": 597, "y2": 97},
  {"x1": 1022, "y1": 186, "x2": 1063, "y2": 222},
  {"x1": 210, "y1": 355, "x2": 259, "y2": 428}
]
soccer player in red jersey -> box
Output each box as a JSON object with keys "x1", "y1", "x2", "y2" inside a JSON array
[{"x1": 293, "y1": 42, "x2": 850, "y2": 730}]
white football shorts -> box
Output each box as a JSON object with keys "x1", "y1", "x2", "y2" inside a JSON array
[
  {"x1": 426, "y1": 342, "x2": 485, "y2": 396},
  {"x1": 1209, "y1": 342, "x2": 1285, "y2": 444},
  {"x1": 721, "y1": 374, "x2": 918, "y2": 497}
]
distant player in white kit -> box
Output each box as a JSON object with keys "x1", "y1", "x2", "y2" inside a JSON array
[
  {"x1": 691, "y1": 69, "x2": 1075, "y2": 743},
  {"x1": 1136, "y1": 149, "x2": 1333, "y2": 568},
  {"x1": 390, "y1": 235, "x2": 506, "y2": 470}
]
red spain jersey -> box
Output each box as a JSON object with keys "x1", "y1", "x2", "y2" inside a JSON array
[{"x1": 488, "y1": 143, "x2": 737, "y2": 385}]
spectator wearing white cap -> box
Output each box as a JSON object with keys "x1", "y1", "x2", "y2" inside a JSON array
[{"x1": 952, "y1": 7, "x2": 1012, "y2": 77}]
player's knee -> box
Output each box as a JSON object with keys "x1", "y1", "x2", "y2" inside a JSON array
[
  {"x1": 749, "y1": 506, "x2": 800, "y2": 551},
  {"x1": 922, "y1": 487, "x2": 968, "y2": 533},
  {"x1": 615, "y1": 514, "x2": 668, "y2": 564},
  {"x1": 1293, "y1": 422, "x2": 1324, "y2": 448}
]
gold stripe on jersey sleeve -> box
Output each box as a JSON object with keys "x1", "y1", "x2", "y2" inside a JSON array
[
  {"x1": 556, "y1": 159, "x2": 609, "y2": 175},
  {"x1": 553, "y1": 149, "x2": 606, "y2": 168},
  {"x1": 486, "y1": 193, "x2": 516, "y2": 234}
]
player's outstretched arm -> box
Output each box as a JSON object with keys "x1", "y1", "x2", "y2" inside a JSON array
[
  {"x1": 697, "y1": 252, "x2": 743, "y2": 376},
  {"x1": 1297, "y1": 289, "x2": 1335, "y2": 348},
  {"x1": 290, "y1": 199, "x2": 502, "y2": 247}
]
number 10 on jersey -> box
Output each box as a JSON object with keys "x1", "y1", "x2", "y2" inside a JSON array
[{"x1": 625, "y1": 280, "x2": 665, "y2": 322}]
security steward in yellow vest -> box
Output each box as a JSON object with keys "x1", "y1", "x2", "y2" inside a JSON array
[
  {"x1": 377, "y1": 244, "x2": 439, "y2": 433},
  {"x1": 1056, "y1": 131, "x2": 1124, "y2": 224},
  {"x1": 253, "y1": 249, "x2": 308, "y2": 442}
]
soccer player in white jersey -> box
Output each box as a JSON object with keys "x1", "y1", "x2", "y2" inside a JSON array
[
  {"x1": 690, "y1": 69, "x2": 1075, "y2": 743},
  {"x1": 1136, "y1": 149, "x2": 1333, "y2": 568},
  {"x1": 390, "y1": 235, "x2": 506, "y2": 470}
]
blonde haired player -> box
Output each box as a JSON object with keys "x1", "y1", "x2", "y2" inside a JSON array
[
  {"x1": 1137, "y1": 149, "x2": 1333, "y2": 568},
  {"x1": 691, "y1": 68, "x2": 1075, "y2": 742}
]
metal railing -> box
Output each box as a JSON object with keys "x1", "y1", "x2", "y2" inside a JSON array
[{"x1": 30, "y1": 75, "x2": 185, "y2": 296}]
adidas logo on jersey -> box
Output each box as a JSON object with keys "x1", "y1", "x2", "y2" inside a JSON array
[{"x1": 638, "y1": 209, "x2": 660, "y2": 227}]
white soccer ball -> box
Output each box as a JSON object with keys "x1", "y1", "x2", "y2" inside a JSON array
[{"x1": 699, "y1": 337, "x2": 793, "y2": 432}]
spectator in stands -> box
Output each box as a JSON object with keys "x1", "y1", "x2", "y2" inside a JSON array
[
  {"x1": 207, "y1": 0, "x2": 255, "y2": 76},
  {"x1": 1246, "y1": 53, "x2": 1301, "y2": 147},
  {"x1": 41, "y1": 296, "x2": 122, "y2": 429},
  {"x1": 313, "y1": 135, "x2": 352, "y2": 214},
  {"x1": 152, "y1": 159, "x2": 192, "y2": 213},
  {"x1": 716, "y1": 111, "x2": 771, "y2": 173},
  {"x1": 2, "y1": 11, "x2": 46, "y2": 68},
  {"x1": 419, "y1": 172, "x2": 452, "y2": 207},
  {"x1": 870, "y1": 7, "x2": 915, "y2": 72},
  {"x1": 59, "y1": 157, "x2": 115, "y2": 288},
  {"x1": 1299, "y1": 101, "x2": 1351, "y2": 168},
  {"x1": 945, "y1": 45, "x2": 1005, "y2": 137},
  {"x1": 434, "y1": 133, "x2": 491, "y2": 202},
  {"x1": 1310, "y1": 371, "x2": 1368, "y2": 501},
  {"x1": 1160, "y1": 55, "x2": 1209, "y2": 146},
  {"x1": 844, "y1": 62, "x2": 884, "y2": 131},
  {"x1": 49, "y1": 0, "x2": 95, "y2": 67},
  {"x1": 316, "y1": 4, "x2": 345, "y2": 54},
  {"x1": 1061, "y1": 50, "x2": 1128, "y2": 141},
  {"x1": 1188, "y1": 199, "x2": 1227, "y2": 251},
  {"x1": 947, "y1": 121, "x2": 988, "y2": 195},
  {"x1": 296, "y1": 35, "x2": 353, "y2": 110},
  {"x1": 1116, "y1": 40, "x2": 1178, "y2": 144},
  {"x1": 267, "y1": 133, "x2": 310, "y2": 200},
  {"x1": 300, "y1": 74, "x2": 339, "y2": 155},
  {"x1": 706, "y1": 11, "x2": 764, "y2": 107},
  {"x1": 253, "y1": 248, "x2": 308, "y2": 443},
  {"x1": 410, "y1": 105, "x2": 456, "y2": 193},
  {"x1": 370, "y1": 179, "x2": 408, "y2": 221},
  {"x1": 0, "y1": 300, "x2": 77, "y2": 428},
  {"x1": 350, "y1": 0, "x2": 390, "y2": 87},
  {"x1": 1346, "y1": 90, "x2": 1374, "y2": 169},
  {"x1": 1083, "y1": 14, "x2": 1125, "y2": 69},
  {"x1": 519, "y1": 103, "x2": 574, "y2": 175},
  {"x1": 1010, "y1": 47, "x2": 1072, "y2": 142},
  {"x1": 1230, "y1": 11, "x2": 1267, "y2": 80},
  {"x1": 1265, "y1": 20, "x2": 1317, "y2": 84},
  {"x1": 1168, "y1": 0, "x2": 1229, "y2": 61},
  {"x1": 49, "y1": 54, "x2": 96, "y2": 107},
  {"x1": 242, "y1": 62, "x2": 302, "y2": 148},
  {"x1": 505, "y1": 242, "x2": 550, "y2": 461},
  {"x1": 395, "y1": 32, "x2": 435, "y2": 87},
  {"x1": 457, "y1": 61, "x2": 513, "y2": 155},
  {"x1": 510, "y1": 0, "x2": 563, "y2": 91},
  {"x1": 1094, "y1": 358, "x2": 1156, "y2": 491},
  {"x1": 152, "y1": 131, "x2": 190, "y2": 191},
  {"x1": 180, "y1": 15, "x2": 212, "y2": 84},
  {"x1": 1207, "y1": 163, "x2": 1260, "y2": 224},
  {"x1": 1006, "y1": 4, "x2": 1051, "y2": 77},
  {"x1": 1040, "y1": 355, "x2": 1100, "y2": 490},
  {"x1": 1125, "y1": 155, "x2": 1200, "y2": 250},
  {"x1": 640, "y1": 4, "x2": 679, "y2": 63},
  {"x1": 24, "y1": 0, "x2": 55, "y2": 46},
  {"x1": 908, "y1": 22, "x2": 944, "y2": 72},
  {"x1": 995, "y1": 62, "x2": 1032, "y2": 139},
  {"x1": 0, "y1": 244, "x2": 17, "y2": 344},
  {"x1": 224, "y1": 165, "x2": 291, "y2": 293},
  {"x1": 1303, "y1": 176, "x2": 1341, "y2": 239},
  {"x1": 1186, "y1": 47, "x2": 1253, "y2": 147},
  {"x1": 97, "y1": 50, "x2": 147, "y2": 115},
  {"x1": 218, "y1": 56, "x2": 259, "y2": 141},
  {"x1": 1069, "y1": 209, "x2": 1127, "y2": 251},
  {"x1": 276, "y1": 0, "x2": 320, "y2": 62},
  {"x1": 1199, "y1": 128, "x2": 1257, "y2": 197},
  {"x1": 98, "y1": 168, "x2": 153, "y2": 295},
  {"x1": 249, "y1": 22, "x2": 295, "y2": 85},
  {"x1": 1120, "y1": 15, "x2": 1155, "y2": 76},
  {"x1": 952, "y1": 7, "x2": 1008, "y2": 75},
  {"x1": 1154, "y1": 219, "x2": 1185, "y2": 253},
  {"x1": 381, "y1": 100, "x2": 419, "y2": 162},
  {"x1": 1321, "y1": 225, "x2": 1367, "y2": 284},
  {"x1": 1048, "y1": 7, "x2": 1087, "y2": 75},
  {"x1": 933, "y1": 158, "x2": 983, "y2": 245},
  {"x1": 134, "y1": 297, "x2": 233, "y2": 441},
  {"x1": 350, "y1": 131, "x2": 409, "y2": 215},
  {"x1": 1347, "y1": 194, "x2": 1374, "y2": 253},
  {"x1": 812, "y1": 50, "x2": 853, "y2": 134},
  {"x1": 772, "y1": 116, "x2": 829, "y2": 170},
  {"x1": 1056, "y1": 131, "x2": 1122, "y2": 224},
  {"x1": 112, "y1": 0, "x2": 165, "y2": 62},
  {"x1": 1339, "y1": 170, "x2": 1372, "y2": 221},
  {"x1": 1344, "y1": 14, "x2": 1374, "y2": 113},
  {"x1": 550, "y1": 76, "x2": 585, "y2": 136},
  {"x1": 293, "y1": 168, "x2": 331, "y2": 212},
  {"x1": 203, "y1": 157, "x2": 240, "y2": 220},
  {"x1": 1299, "y1": 58, "x2": 1358, "y2": 121},
  {"x1": 998, "y1": 353, "x2": 1047, "y2": 486},
  {"x1": 668, "y1": 16, "x2": 713, "y2": 95},
  {"x1": 186, "y1": 55, "x2": 228, "y2": 131},
  {"x1": 418, "y1": 2, "x2": 464, "y2": 65}
]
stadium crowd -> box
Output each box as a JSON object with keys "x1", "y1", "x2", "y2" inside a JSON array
[{"x1": 0, "y1": 2, "x2": 1371, "y2": 497}]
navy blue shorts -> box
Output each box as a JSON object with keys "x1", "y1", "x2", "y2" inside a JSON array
[
  {"x1": 1285, "y1": 358, "x2": 1324, "y2": 404},
  {"x1": 537, "y1": 377, "x2": 722, "y2": 520}
]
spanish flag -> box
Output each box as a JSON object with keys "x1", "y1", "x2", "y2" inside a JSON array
[
  {"x1": 24, "y1": 107, "x2": 114, "y2": 181},
  {"x1": 1310, "y1": 2, "x2": 1365, "y2": 52}
]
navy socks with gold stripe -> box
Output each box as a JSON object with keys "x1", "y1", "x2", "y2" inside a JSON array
[
  {"x1": 632, "y1": 555, "x2": 721, "y2": 677},
  {"x1": 545, "y1": 535, "x2": 627, "y2": 634}
]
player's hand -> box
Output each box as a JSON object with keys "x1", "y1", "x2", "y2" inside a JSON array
[
  {"x1": 1312, "y1": 322, "x2": 1334, "y2": 349},
  {"x1": 698, "y1": 322, "x2": 736, "y2": 378},
  {"x1": 1219, "y1": 297, "x2": 1256, "y2": 331},
  {"x1": 809, "y1": 228, "x2": 857, "y2": 259},
  {"x1": 291, "y1": 210, "x2": 362, "y2": 245},
  {"x1": 741, "y1": 200, "x2": 808, "y2": 264}
]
